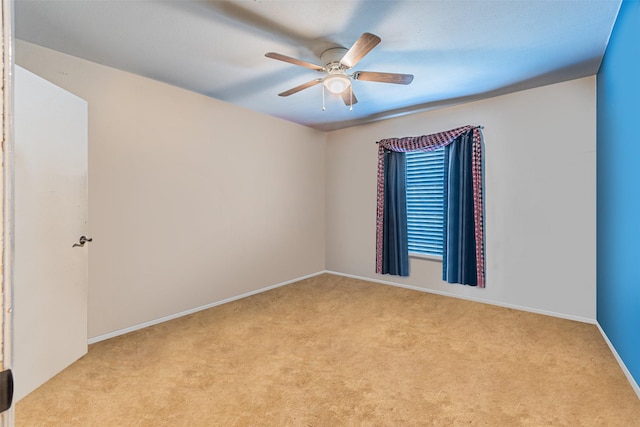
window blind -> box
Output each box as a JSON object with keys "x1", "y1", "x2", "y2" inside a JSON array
[{"x1": 406, "y1": 148, "x2": 445, "y2": 257}]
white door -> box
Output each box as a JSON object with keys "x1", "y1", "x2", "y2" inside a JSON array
[{"x1": 13, "y1": 65, "x2": 89, "y2": 402}]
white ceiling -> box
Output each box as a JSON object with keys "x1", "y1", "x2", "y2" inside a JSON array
[{"x1": 15, "y1": 0, "x2": 621, "y2": 131}]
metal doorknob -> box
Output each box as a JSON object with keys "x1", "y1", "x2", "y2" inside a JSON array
[{"x1": 72, "y1": 236, "x2": 93, "y2": 248}]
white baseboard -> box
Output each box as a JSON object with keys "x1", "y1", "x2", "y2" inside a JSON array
[
  {"x1": 325, "y1": 270, "x2": 597, "y2": 324},
  {"x1": 596, "y1": 323, "x2": 640, "y2": 400},
  {"x1": 88, "y1": 270, "x2": 327, "y2": 345}
]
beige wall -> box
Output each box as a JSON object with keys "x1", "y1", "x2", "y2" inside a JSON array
[
  {"x1": 16, "y1": 38, "x2": 597, "y2": 339},
  {"x1": 16, "y1": 40, "x2": 326, "y2": 339},
  {"x1": 326, "y1": 77, "x2": 597, "y2": 321}
]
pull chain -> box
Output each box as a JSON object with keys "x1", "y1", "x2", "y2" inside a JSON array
[{"x1": 322, "y1": 84, "x2": 325, "y2": 111}]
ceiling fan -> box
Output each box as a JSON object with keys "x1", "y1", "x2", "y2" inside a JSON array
[{"x1": 265, "y1": 33, "x2": 414, "y2": 108}]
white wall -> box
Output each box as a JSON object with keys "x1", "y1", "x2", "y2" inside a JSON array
[
  {"x1": 16, "y1": 40, "x2": 326, "y2": 339},
  {"x1": 326, "y1": 77, "x2": 596, "y2": 321}
]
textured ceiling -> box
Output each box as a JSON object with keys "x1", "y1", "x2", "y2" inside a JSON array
[{"x1": 14, "y1": 0, "x2": 621, "y2": 131}]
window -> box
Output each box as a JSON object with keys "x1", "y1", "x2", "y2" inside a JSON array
[{"x1": 406, "y1": 148, "x2": 445, "y2": 258}]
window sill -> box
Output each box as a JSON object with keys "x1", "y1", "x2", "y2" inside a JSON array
[{"x1": 409, "y1": 252, "x2": 443, "y2": 262}]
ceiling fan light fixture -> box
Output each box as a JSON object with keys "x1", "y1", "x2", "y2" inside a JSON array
[{"x1": 323, "y1": 74, "x2": 351, "y2": 94}]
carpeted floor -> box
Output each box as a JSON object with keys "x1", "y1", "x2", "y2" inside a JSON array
[{"x1": 16, "y1": 274, "x2": 640, "y2": 426}]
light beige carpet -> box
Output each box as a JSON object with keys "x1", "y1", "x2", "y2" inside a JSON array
[{"x1": 16, "y1": 274, "x2": 640, "y2": 426}]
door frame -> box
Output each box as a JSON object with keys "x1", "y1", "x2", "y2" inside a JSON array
[{"x1": 1, "y1": 0, "x2": 14, "y2": 424}]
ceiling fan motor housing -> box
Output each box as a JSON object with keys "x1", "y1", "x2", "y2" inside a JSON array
[{"x1": 321, "y1": 47, "x2": 349, "y2": 72}]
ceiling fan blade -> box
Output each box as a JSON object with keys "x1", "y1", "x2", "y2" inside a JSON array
[
  {"x1": 265, "y1": 52, "x2": 324, "y2": 71},
  {"x1": 341, "y1": 89, "x2": 358, "y2": 106},
  {"x1": 278, "y1": 79, "x2": 323, "y2": 97},
  {"x1": 353, "y1": 71, "x2": 414, "y2": 85},
  {"x1": 339, "y1": 33, "x2": 381, "y2": 69}
]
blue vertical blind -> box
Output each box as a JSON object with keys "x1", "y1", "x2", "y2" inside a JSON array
[{"x1": 406, "y1": 148, "x2": 445, "y2": 257}]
